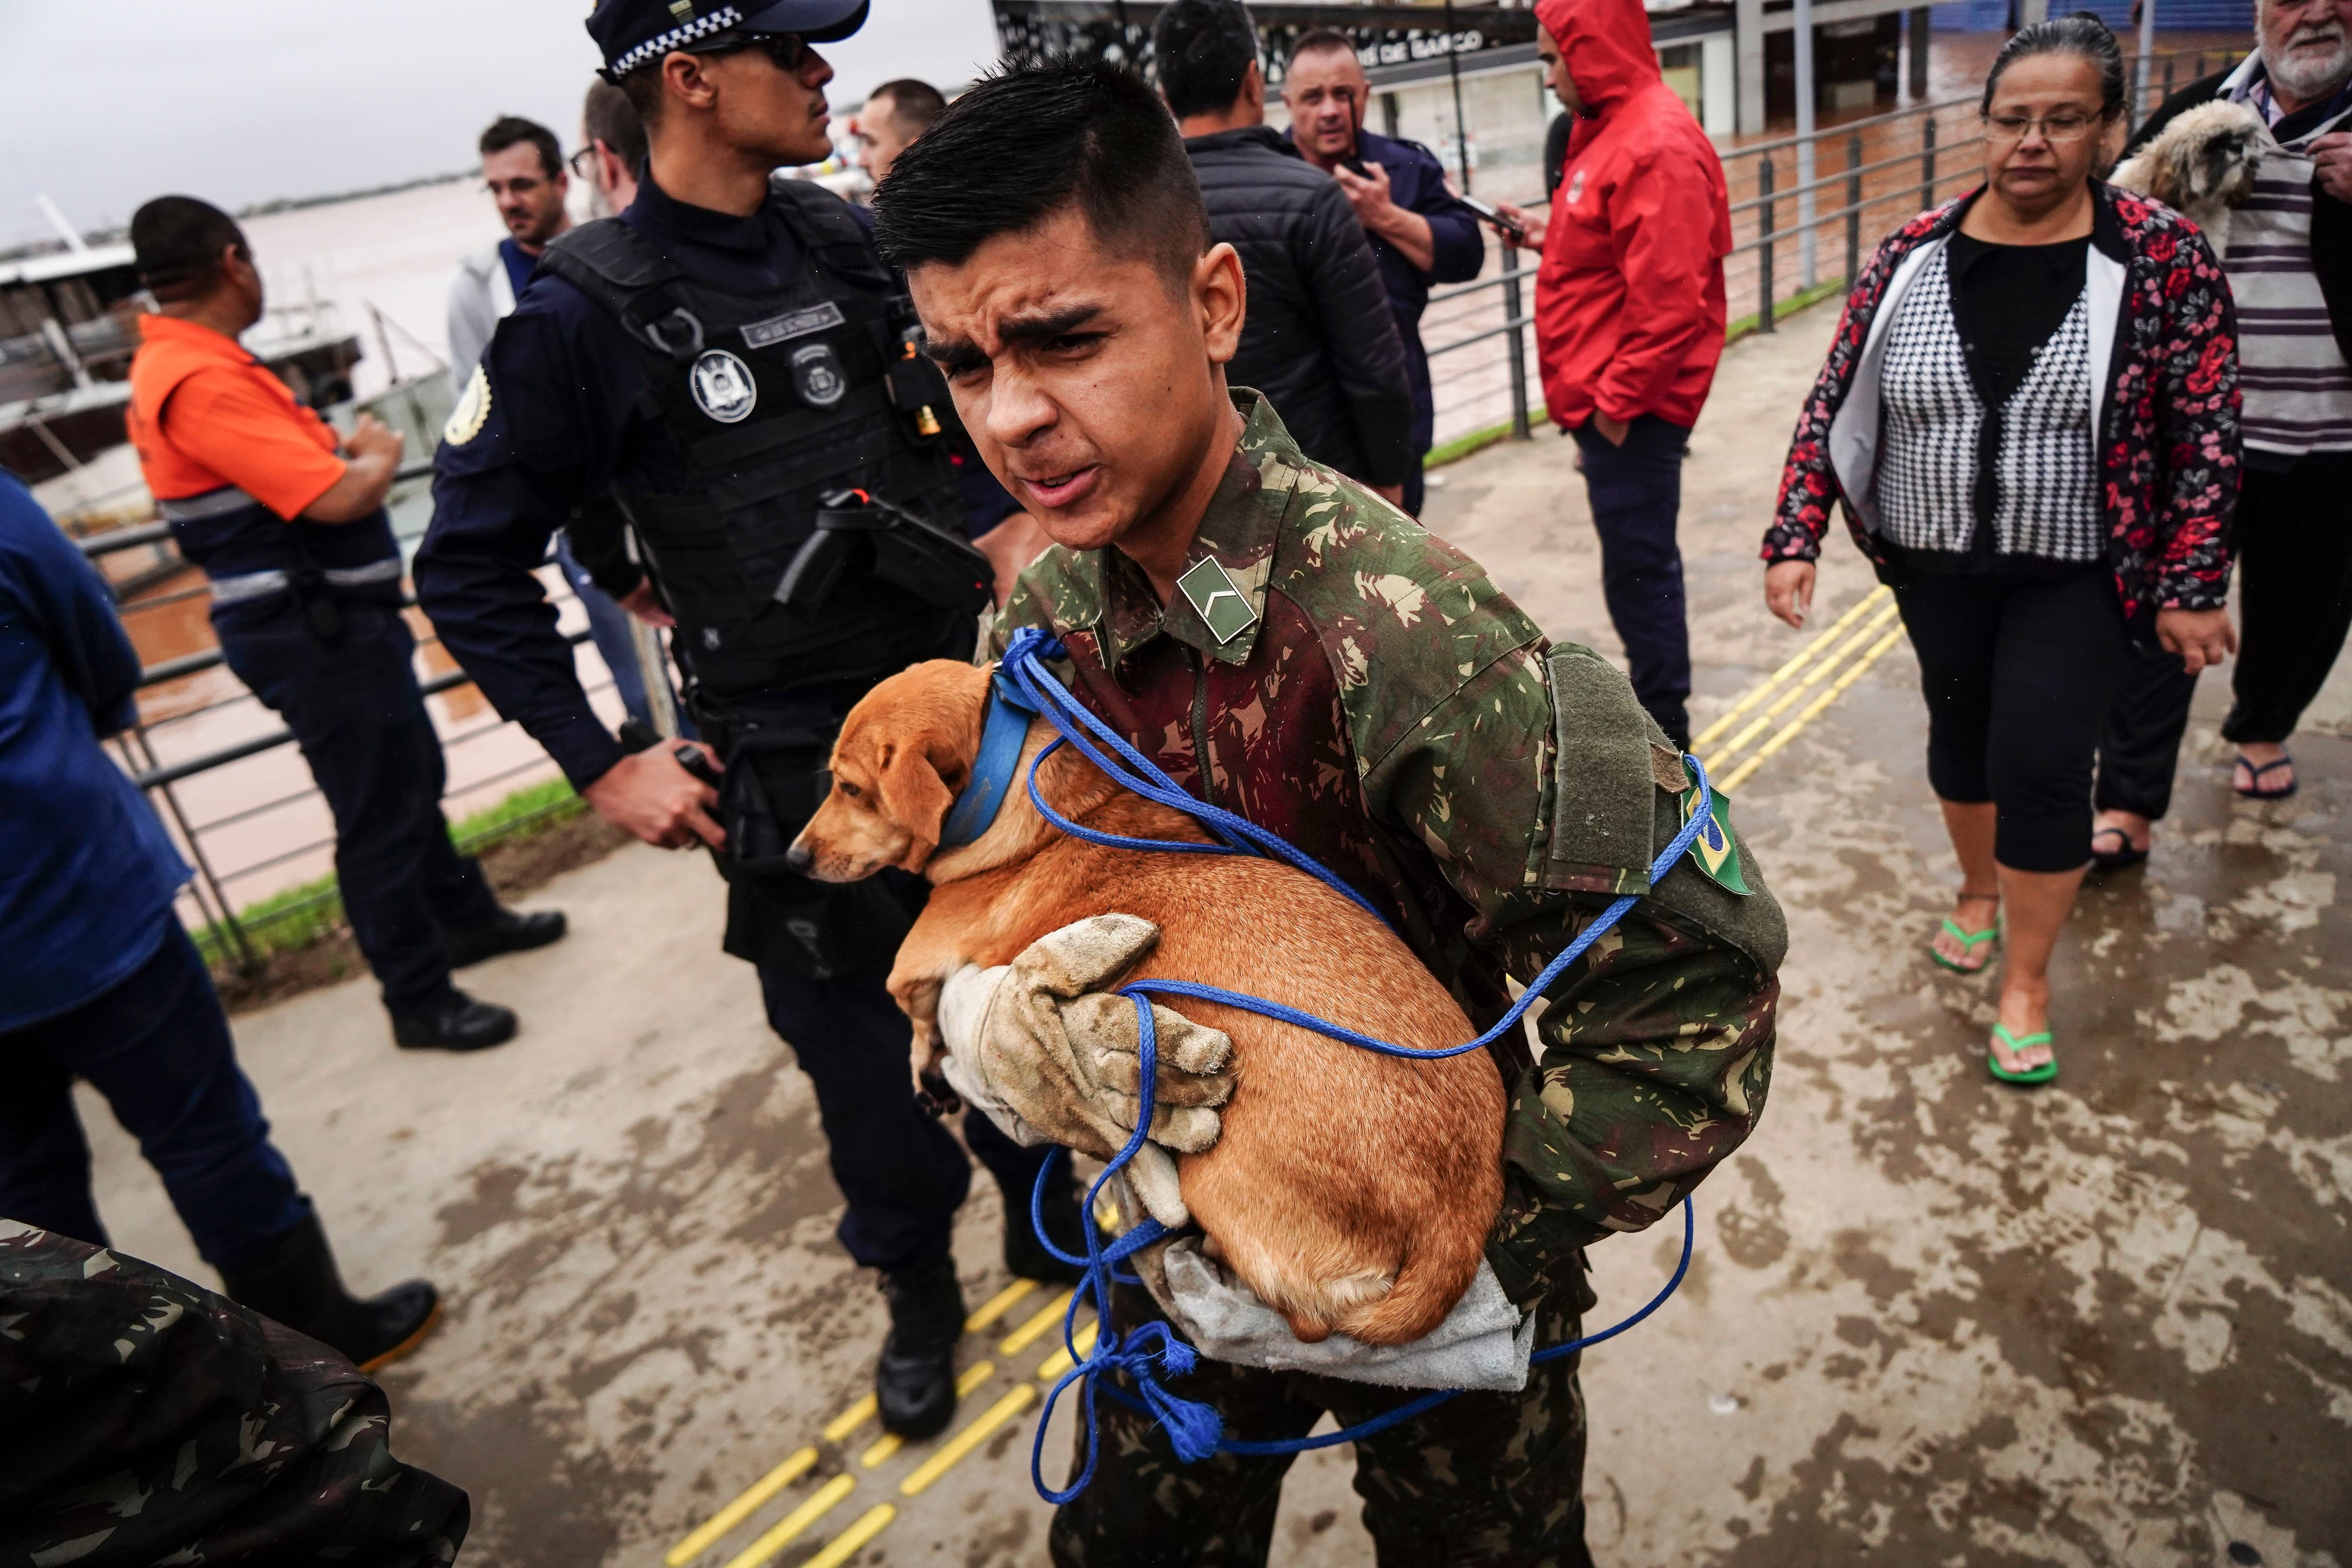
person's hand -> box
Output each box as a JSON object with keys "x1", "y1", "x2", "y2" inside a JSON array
[
  {"x1": 617, "y1": 581, "x2": 675, "y2": 628},
  {"x1": 939, "y1": 915, "x2": 1234, "y2": 1154},
  {"x1": 1331, "y1": 159, "x2": 1400, "y2": 225},
  {"x1": 342, "y1": 413, "x2": 403, "y2": 465},
  {"x1": 1372, "y1": 482, "x2": 1408, "y2": 508},
  {"x1": 2155, "y1": 606, "x2": 2237, "y2": 675},
  {"x1": 2312, "y1": 133, "x2": 2352, "y2": 204},
  {"x1": 1494, "y1": 201, "x2": 1546, "y2": 248},
  {"x1": 1764, "y1": 559, "x2": 1817, "y2": 629},
  {"x1": 1592, "y1": 413, "x2": 1629, "y2": 447},
  {"x1": 937, "y1": 915, "x2": 1235, "y2": 1231},
  {"x1": 583, "y1": 744, "x2": 724, "y2": 849}
]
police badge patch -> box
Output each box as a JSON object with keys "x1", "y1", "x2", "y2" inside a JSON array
[
  {"x1": 444, "y1": 364, "x2": 492, "y2": 445},
  {"x1": 690, "y1": 349, "x2": 757, "y2": 423},
  {"x1": 789, "y1": 342, "x2": 847, "y2": 408}
]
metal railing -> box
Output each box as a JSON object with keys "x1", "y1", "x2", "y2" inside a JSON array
[
  {"x1": 80, "y1": 520, "x2": 622, "y2": 971},
  {"x1": 1410, "y1": 43, "x2": 2250, "y2": 442}
]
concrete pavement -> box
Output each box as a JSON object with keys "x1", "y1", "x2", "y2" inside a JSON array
[{"x1": 80, "y1": 302, "x2": 2351, "y2": 1566}]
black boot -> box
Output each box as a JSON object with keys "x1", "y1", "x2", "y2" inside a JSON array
[
  {"x1": 1001, "y1": 1170, "x2": 1087, "y2": 1285},
  {"x1": 875, "y1": 1255, "x2": 964, "y2": 1439},
  {"x1": 390, "y1": 990, "x2": 517, "y2": 1051},
  {"x1": 218, "y1": 1211, "x2": 442, "y2": 1372},
  {"x1": 443, "y1": 907, "x2": 567, "y2": 970}
]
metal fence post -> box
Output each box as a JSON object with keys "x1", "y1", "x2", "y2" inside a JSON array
[
  {"x1": 1502, "y1": 239, "x2": 1531, "y2": 439},
  {"x1": 1920, "y1": 113, "x2": 1937, "y2": 214},
  {"x1": 124, "y1": 724, "x2": 260, "y2": 973},
  {"x1": 1758, "y1": 153, "x2": 1778, "y2": 333},
  {"x1": 1845, "y1": 132, "x2": 1864, "y2": 286}
]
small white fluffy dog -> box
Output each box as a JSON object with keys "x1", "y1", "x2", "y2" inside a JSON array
[{"x1": 2109, "y1": 99, "x2": 2270, "y2": 255}]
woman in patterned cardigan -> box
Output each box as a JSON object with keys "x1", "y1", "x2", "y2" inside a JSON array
[{"x1": 1759, "y1": 15, "x2": 2240, "y2": 1084}]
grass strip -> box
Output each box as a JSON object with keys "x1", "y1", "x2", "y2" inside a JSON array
[{"x1": 190, "y1": 775, "x2": 587, "y2": 969}]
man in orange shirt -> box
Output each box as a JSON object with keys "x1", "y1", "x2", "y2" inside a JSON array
[{"x1": 126, "y1": 195, "x2": 564, "y2": 1051}]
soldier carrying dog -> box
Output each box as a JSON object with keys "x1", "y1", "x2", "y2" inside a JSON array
[{"x1": 871, "y1": 57, "x2": 1786, "y2": 1566}]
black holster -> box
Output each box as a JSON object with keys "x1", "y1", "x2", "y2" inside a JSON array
[
  {"x1": 696, "y1": 692, "x2": 928, "y2": 980},
  {"x1": 774, "y1": 490, "x2": 992, "y2": 620}
]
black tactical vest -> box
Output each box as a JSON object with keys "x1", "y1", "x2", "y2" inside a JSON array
[{"x1": 536, "y1": 179, "x2": 969, "y2": 706}]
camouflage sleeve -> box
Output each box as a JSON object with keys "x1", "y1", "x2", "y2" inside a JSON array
[
  {"x1": 1368, "y1": 653, "x2": 1778, "y2": 1310},
  {"x1": 0, "y1": 1220, "x2": 469, "y2": 1567},
  {"x1": 984, "y1": 547, "x2": 1073, "y2": 661}
]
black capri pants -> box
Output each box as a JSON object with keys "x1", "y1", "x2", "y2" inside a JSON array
[{"x1": 1892, "y1": 568, "x2": 2131, "y2": 872}]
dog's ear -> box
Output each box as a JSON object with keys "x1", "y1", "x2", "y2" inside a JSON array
[{"x1": 876, "y1": 740, "x2": 956, "y2": 856}]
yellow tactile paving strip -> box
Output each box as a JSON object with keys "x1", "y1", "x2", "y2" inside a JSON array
[
  {"x1": 664, "y1": 1282, "x2": 1097, "y2": 1568},
  {"x1": 1697, "y1": 586, "x2": 1905, "y2": 794}
]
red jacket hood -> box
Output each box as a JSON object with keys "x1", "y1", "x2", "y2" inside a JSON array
[{"x1": 1534, "y1": 0, "x2": 1661, "y2": 115}]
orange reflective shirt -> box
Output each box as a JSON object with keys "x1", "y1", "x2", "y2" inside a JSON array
[{"x1": 127, "y1": 313, "x2": 347, "y2": 520}]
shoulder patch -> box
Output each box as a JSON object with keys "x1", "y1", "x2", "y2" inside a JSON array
[
  {"x1": 1682, "y1": 785, "x2": 1751, "y2": 896},
  {"x1": 444, "y1": 364, "x2": 492, "y2": 445}
]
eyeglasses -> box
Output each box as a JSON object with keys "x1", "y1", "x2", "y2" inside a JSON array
[
  {"x1": 567, "y1": 145, "x2": 598, "y2": 179},
  {"x1": 1981, "y1": 111, "x2": 2108, "y2": 143}
]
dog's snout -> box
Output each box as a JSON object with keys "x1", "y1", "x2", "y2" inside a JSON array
[{"x1": 785, "y1": 842, "x2": 814, "y2": 873}]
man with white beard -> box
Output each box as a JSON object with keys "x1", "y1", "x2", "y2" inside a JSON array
[{"x1": 2089, "y1": 0, "x2": 2352, "y2": 866}]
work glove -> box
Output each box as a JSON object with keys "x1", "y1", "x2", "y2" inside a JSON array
[{"x1": 937, "y1": 914, "x2": 1235, "y2": 1230}]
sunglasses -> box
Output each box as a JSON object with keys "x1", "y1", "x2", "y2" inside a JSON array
[{"x1": 680, "y1": 30, "x2": 810, "y2": 73}]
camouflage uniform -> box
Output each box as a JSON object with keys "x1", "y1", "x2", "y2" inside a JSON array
[
  {"x1": 992, "y1": 392, "x2": 1785, "y2": 1565},
  {"x1": 0, "y1": 1220, "x2": 467, "y2": 1568}
]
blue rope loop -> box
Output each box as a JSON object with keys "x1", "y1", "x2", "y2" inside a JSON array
[{"x1": 994, "y1": 629, "x2": 1712, "y2": 1497}]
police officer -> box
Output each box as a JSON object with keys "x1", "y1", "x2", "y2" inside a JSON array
[
  {"x1": 125, "y1": 197, "x2": 564, "y2": 1053},
  {"x1": 412, "y1": 0, "x2": 1083, "y2": 1440}
]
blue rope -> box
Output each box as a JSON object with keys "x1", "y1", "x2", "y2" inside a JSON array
[{"x1": 995, "y1": 628, "x2": 1711, "y2": 1497}]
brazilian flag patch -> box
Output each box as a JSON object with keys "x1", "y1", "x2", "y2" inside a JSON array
[{"x1": 1681, "y1": 786, "x2": 1750, "y2": 895}]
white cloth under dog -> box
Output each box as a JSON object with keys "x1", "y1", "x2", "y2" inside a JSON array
[{"x1": 1149, "y1": 1234, "x2": 1535, "y2": 1393}]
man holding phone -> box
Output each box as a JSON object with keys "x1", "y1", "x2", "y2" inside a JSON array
[{"x1": 1282, "y1": 30, "x2": 1486, "y2": 515}]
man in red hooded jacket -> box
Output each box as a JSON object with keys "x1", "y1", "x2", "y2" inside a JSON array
[{"x1": 1499, "y1": 0, "x2": 1732, "y2": 748}]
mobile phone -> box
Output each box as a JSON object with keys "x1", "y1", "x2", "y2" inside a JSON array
[{"x1": 1453, "y1": 191, "x2": 1527, "y2": 246}]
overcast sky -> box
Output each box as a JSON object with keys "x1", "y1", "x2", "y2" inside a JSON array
[{"x1": 0, "y1": 0, "x2": 1009, "y2": 251}]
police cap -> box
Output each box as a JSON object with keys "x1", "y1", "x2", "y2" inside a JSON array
[{"x1": 588, "y1": 0, "x2": 871, "y2": 79}]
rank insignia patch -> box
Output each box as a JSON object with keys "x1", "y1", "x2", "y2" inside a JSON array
[
  {"x1": 444, "y1": 364, "x2": 492, "y2": 445},
  {"x1": 1681, "y1": 785, "x2": 1750, "y2": 895},
  {"x1": 690, "y1": 349, "x2": 757, "y2": 423},
  {"x1": 1176, "y1": 556, "x2": 1259, "y2": 645}
]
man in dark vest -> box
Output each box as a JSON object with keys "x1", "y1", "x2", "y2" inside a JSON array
[
  {"x1": 413, "y1": 0, "x2": 1082, "y2": 1438},
  {"x1": 126, "y1": 197, "x2": 564, "y2": 1055}
]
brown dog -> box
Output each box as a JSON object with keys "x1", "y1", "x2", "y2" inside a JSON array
[{"x1": 790, "y1": 659, "x2": 1505, "y2": 1346}]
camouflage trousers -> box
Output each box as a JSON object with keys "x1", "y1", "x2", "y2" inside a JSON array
[{"x1": 1048, "y1": 1277, "x2": 1596, "y2": 1568}]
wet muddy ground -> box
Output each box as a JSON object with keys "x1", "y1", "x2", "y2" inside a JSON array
[{"x1": 79, "y1": 302, "x2": 2350, "y2": 1566}]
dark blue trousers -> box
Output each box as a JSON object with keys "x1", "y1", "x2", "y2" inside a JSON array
[
  {"x1": 218, "y1": 601, "x2": 501, "y2": 1015},
  {"x1": 1571, "y1": 415, "x2": 1694, "y2": 748},
  {"x1": 759, "y1": 966, "x2": 1055, "y2": 1271},
  {"x1": 0, "y1": 922, "x2": 310, "y2": 1269}
]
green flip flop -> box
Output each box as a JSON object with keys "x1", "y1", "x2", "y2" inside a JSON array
[
  {"x1": 1929, "y1": 894, "x2": 2001, "y2": 974},
  {"x1": 1986, "y1": 1023, "x2": 2058, "y2": 1085}
]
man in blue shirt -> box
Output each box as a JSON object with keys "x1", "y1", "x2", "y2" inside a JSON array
[
  {"x1": 0, "y1": 470, "x2": 441, "y2": 1371},
  {"x1": 1283, "y1": 30, "x2": 1486, "y2": 515}
]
